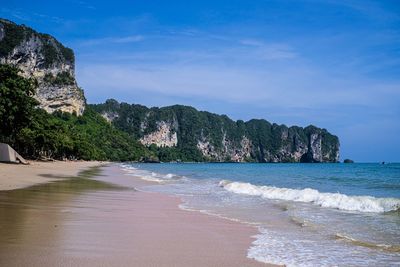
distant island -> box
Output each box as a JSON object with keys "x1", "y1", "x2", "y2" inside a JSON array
[{"x1": 0, "y1": 18, "x2": 339, "y2": 163}]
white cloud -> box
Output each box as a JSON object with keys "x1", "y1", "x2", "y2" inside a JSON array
[
  {"x1": 240, "y1": 39, "x2": 264, "y2": 46},
  {"x1": 77, "y1": 59, "x2": 396, "y2": 111},
  {"x1": 239, "y1": 39, "x2": 297, "y2": 60},
  {"x1": 78, "y1": 35, "x2": 144, "y2": 46}
]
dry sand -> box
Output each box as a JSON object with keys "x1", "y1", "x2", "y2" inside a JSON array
[
  {"x1": 0, "y1": 163, "x2": 276, "y2": 267},
  {"x1": 0, "y1": 161, "x2": 103, "y2": 191}
]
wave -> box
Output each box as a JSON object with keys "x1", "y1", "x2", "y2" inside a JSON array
[
  {"x1": 121, "y1": 166, "x2": 180, "y2": 183},
  {"x1": 139, "y1": 175, "x2": 165, "y2": 183},
  {"x1": 164, "y1": 173, "x2": 176, "y2": 179},
  {"x1": 290, "y1": 216, "x2": 310, "y2": 228},
  {"x1": 219, "y1": 180, "x2": 400, "y2": 213},
  {"x1": 334, "y1": 233, "x2": 400, "y2": 253}
]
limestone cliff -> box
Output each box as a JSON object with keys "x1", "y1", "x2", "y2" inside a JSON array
[
  {"x1": 91, "y1": 99, "x2": 340, "y2": 163},
  {"x1": 0, "y1": 19, "x2": 85, "y2": 115},
  {"x1": 140, "y1": 121, "x2": 178, "y2": 147}
]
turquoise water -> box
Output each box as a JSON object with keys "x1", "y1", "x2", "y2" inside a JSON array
[{"x1": 122, "y1": 163, "x2": 400, "y2": 266}]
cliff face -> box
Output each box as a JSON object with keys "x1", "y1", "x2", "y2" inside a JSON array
[
  {"x1": 91, "y1": 99, "x2": 340, "y2": 163},
  {"x1": 0, "y1": 19, "x2": 85, "y2": 115},
  {"x1": 140, "y1": 121, "x2": 178, "y2": 147}
]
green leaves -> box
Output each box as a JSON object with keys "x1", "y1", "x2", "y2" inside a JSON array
[
  {"x1": 0, "y1": 64, "x2": 38, "y2": 143},
  {"x1": 0, "y1": 20, "x2": 25, "y2": 58},
  {"x1": 0, "y1": 64, "x2": 151, "y2": 161},
  {"x1": 43, "y1": 72, "x2": 75, "y2": 86},
  {"x1": 90, "y1": 99, "x2": 340, "y2": 163},
  {"x1": 12, "y1": 106, "x2": 151, "y2": 161},
  {"x1": 0, "y1": 19, "x2": 75, "y2": 68}
]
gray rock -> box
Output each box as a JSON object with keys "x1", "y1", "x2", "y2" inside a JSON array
[{"x1": 0, "y1": 19, "x2": 85, "y2": 115}]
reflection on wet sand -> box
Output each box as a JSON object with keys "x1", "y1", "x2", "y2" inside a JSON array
[
  {"x1": 0, "y1": 165, "x2": 267, "y2": 267},
  {"x1": 0, "y1": 166, "x2": 123, "y2": 266}
]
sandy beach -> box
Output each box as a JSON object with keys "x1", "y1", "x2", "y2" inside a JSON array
[
  {"x1": 0, "y1": 163, "x2": 274, "y2": 267},
  {"x1": 0, "y1": 161, "x2": 103, "y2": 191}
]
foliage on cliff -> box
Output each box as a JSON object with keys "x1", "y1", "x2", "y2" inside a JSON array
[
  {"x1": 0, "y1": 64, "x2": 150, "y2": 161},
  {"x1": 0, "y1": 19, "x2": 26, "y2": 58},
  {"x1": 16, "y1": 108, "x2": 149, "y2": 161},
  {"x1": 90, "y1": 99, "x2": 340, "y2": 163},
  {"x1": 0, "y1": 19, "x2": 74, "y2": 67},
  {"x1": 0, "y1": 19, "x2": 85, "y2": 115},
  {"x1": 43, "y1": 72, "x2": 75, "y2": 86}
]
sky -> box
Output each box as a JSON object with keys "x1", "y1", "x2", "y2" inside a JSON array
[{"x1": 2, "y1": 0, "x2": 400, "y2": 162}]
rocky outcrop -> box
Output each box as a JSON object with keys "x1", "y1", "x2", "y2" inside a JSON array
[
  {"x1": 101, "y1": 111, "x2": 119, "y2": 123},
  {"x1": 197, "y1": 134, "x2": 252, "y2": 162},
  {"x1": 140, "y1": 121, "x2": 178, "y2": 147},
  {"x1": 91, "y1": 100, "x2": 340, "y2": 163},
  {"x1": 0, "y1": 19, "x2": 85, "y2": 115}
]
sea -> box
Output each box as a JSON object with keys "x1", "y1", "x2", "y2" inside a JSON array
[{"x1": 121, "y1": 163, "x2": 400, "y2": 267}]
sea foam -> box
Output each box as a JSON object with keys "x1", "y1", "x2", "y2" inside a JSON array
[
  {"x1": 219, "y1": 180, "x2": 400, "y2": 213},
  {"x1": 121, "y1": 165, "x2": 180, "y2": 183}
]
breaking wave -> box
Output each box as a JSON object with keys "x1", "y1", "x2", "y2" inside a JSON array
[
  {"x1": 121, "y1": 165, "x2": 180, "y2": 183},
  {"x1": 219, "y1": 180, "x2": 400, "y2": 213},
  {"x1": 334, "y1": 233, "x2": 400, "y2": 253}
]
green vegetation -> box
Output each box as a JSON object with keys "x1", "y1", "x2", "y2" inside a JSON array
[
  {"x1": 91, "y1": 99, "x2": 340, "y2": 163},
  {"x1": 0, "y1": 18, "x2": 340, "y2": 163},
  {"x1": 0, "y1": 19, "x2": 74, "y2": 67},
  {"x1": 0, "y1": 64, "x2": 339, "y2": 163},
  {"x1": 0, "y1": 19, "x2": 26, "y2": 57},
  {"x1": 41, "y1": 39, "x2": 60, "y2": 68},
  {"x1": 16, "y1": 108, "x2": 150, "y2": 161},
  {"x1": 320, "y1": 127, "x2": 340, "y2": 160},
  {"x1": 0, "y1": 64, "x2": 151, "y2": 161},
  {"x1": 43, "y1": 71, "x2": 75, "y2": 86},
  {"x1": 39, "y1": 34, "x2": 74, "y2": 67},
  {"x1": 0, "y1": 64, "x2": 38, "y2": 143}
]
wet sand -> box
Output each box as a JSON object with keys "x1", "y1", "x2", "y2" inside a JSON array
[
  {"x1": 0, "y1": 164, "x2": 274, "y2": 266},
  {"x1": 0, "y1": 161, "x2": 103, "y2": 191}
]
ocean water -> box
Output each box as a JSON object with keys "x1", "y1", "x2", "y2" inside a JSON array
[{"x1": 121, "y1": 163, "x2": 400, "y2": 266}]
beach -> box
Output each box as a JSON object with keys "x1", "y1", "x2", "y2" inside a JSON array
[
  {"x1": 122, "y1": 163, "x2": 400, "y2": 266},
  {"x1": 0, "y1": 161, "x2": 103, "y2": 191},
  {"x1": 0, "y1": 162, "x2": 273, "y2": 267}
]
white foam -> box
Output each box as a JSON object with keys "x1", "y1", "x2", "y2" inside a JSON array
[
  {"x1": 121, "y1": 165, "x2": 137, "y2": 171},
  {"x1": 178, "y1": 203, "x2": 260, "y2": 226},
  {"x1": 219, "y1": 180, "x2": 400, "y2": 213},
  {"x1": 248, "y1": 228, "x2": 343, "y2": 267},
  {"x1": 139, "y1": 175, "x2": 165, "y2": 183},
  {"x1": 164, "y1": 173, "x2": 175, "y2": 179},
  {"x1": 121, "y1": 165, "x2": 180, "y2": 183}
]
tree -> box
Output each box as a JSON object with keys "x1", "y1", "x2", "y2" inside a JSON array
[{"x1": 0, "y1": 64, "x2": 38, "y2": 143}]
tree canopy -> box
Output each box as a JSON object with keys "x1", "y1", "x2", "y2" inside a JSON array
[
  {"x1": 0, "y1": 64, "x2": 38, "y2": 143},
  {"x1": 0, "y1": 64, "x2": 152, "y2": 161}
]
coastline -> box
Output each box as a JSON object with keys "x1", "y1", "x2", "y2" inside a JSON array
[
  {"x1": 0, "y1": 162, "x2": 277, "y2": 266},
  {"x1": 0, "y1": 161, "x2": 104, "y2": 191}
]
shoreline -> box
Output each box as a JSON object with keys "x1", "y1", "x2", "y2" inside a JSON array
[
  {"x1": 0, "y1": 160, "x2": 105, "y2": 191},
  {"x1": 87, "y1": 165, "x2": 276, "y2": 266},
  {"x1": 0, "y1": 162, "x2": 277, "y2": 266}
]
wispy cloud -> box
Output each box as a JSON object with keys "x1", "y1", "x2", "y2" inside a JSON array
[
  {"x1": 3, "y1": 0, "x2": 398, "y2": 160},
  {"x1": 240, "y1": 39, "x2": 264, "y2": 46},
  {"x1": 75, "y1": 1, "x2": 96, "y2": 10},
  {"x1": 78, "y1": 35, "x2": 144, "y2": 46},
  {"x1": 0, "y1": 8, "x2": 31, "y2": 21},
  {"x1": 310, "y1": 0, "x2": 399, "y2": 21},
  {"x1": 0, "y1": 8, "x2": 65, "y2": 24},
  {"x1": 77, "y1": 57, "x2": 399, "y2": 110},
  {"x1": 239, "y1": 39, "x2": 297, "y2": 59}
]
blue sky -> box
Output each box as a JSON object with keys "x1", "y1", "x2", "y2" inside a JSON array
[{"x1": 2, "y1": 0, "x2": 400, "y2": 162}]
